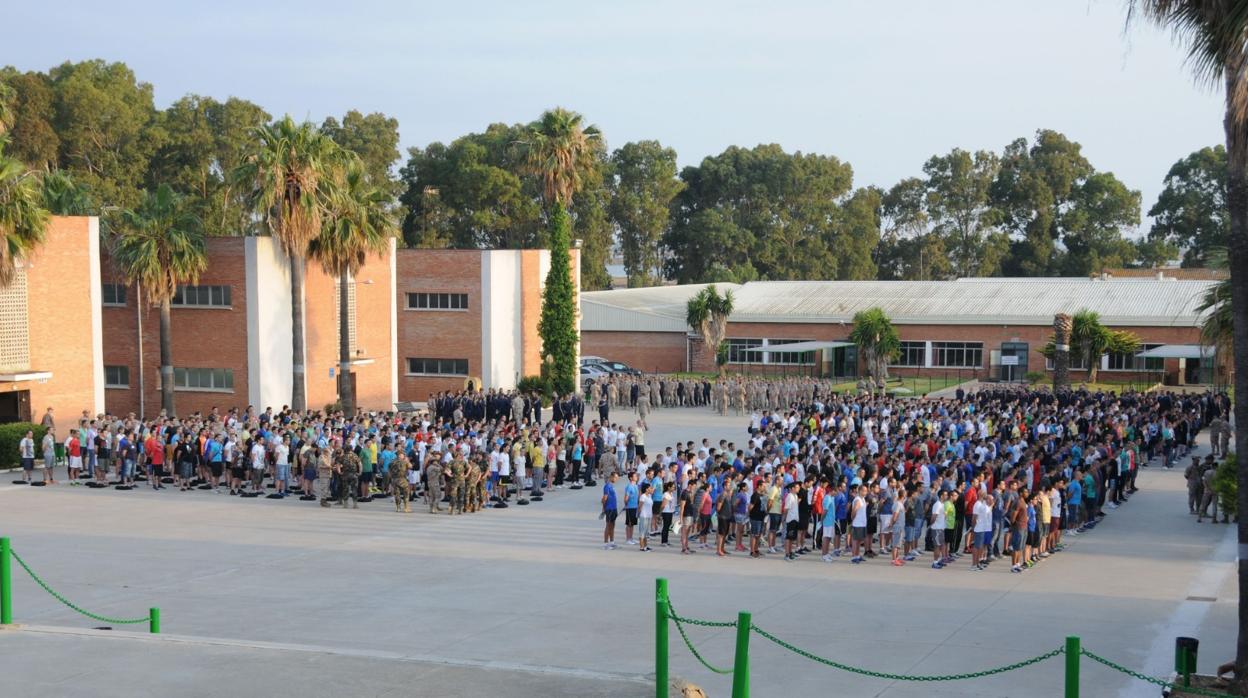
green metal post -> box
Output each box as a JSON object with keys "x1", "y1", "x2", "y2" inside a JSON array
[
  {"x1": 1, "y1": 537, "x2": 11, "y2": 625},
  {"x1": 149, "y1": 607, "x2": 161, "y2": 634},
  {"x1": 1065, "y1": 635, "x2": 1081, "y2": 698},
  {"x1": 731, "y1": 611, "x2": 751, "y2": 698},
  {"x1": 655, "y1": 578, "x2": 668, "y2": 698}
]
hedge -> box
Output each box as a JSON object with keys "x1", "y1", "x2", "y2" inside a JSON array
[{"x1": 0, "y1": 422, "x2": 47, "y2": 470}]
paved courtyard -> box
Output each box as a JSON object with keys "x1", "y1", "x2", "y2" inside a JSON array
[{"x1": 0, "y1": 407, "x2": 1237, "y2": 697}]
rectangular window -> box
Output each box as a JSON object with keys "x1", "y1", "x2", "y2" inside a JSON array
[
  {"x1": 1106, "y1": 343, "x2": 1164, "y2": 371},
  {"x1": 406, "y1": 358, "x2": 469, "y2": 376},
  {"x1": 890, "y1": 341, "x2": 926, "y2": 367},
  {"x1": 173, "y1": 367, "x2": 234, "y2": 391},
  {"x1": 171, "y1": 284, "x2": 231, "y2": 308},
  {"x1": 102, "y1": 283, "x2": 127, "y2": 306},
  {"x1": 406, "y1": 292, "x2": 468, "y2": 311},
  {"x1": 724, "y1": 338, "x2": 765, "y2": 364},
  {"x1": 1046, "y1": 352, "x2": 1090, "y2": 371},
  {"x1": 764, "y1": 339, "x2": 814, "y2": 365},
  {"x1": 931, "y1": 341, "x2": 983, "y2": 368},
  {"x1": 104, "y1": 365, "x2": 129, "y2": 388}
]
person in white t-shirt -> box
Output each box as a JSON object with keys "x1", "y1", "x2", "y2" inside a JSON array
[
  {"x1": 930, "y1": 490, "x2": 948, "y2": 568},
  {"x1": 849, "y1": 485, "x2": 868, "y2": 563},
  {"x1": 971, "y1": 494, "x2": 994, "y2": 570}
]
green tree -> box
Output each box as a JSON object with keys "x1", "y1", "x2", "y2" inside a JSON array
[
  {"x1": 0, "y1": 70, "x2": 59, "y2": 170},
  {"x1": 0, "y1": 79, "x2": 13, "y2": 135},
  {"x1": 321, "y1": 110, "x2": 401, "y2": 201},
  {"x1": 685, "y1": 285, "x2": 735, "y2": 377},
  {"x1": 112, "y1": 185, "x2": 207, "y2": 417},
  {"x1": 0, "y1": 140, "x2": 50, "y2": 287},
  {"x1": 538, "y1": 204, "x2": 579, "y2": 394},
  {"x1": 41, "y1": 170, "x2": 94, "y2": 215},
  {"x1": 1059, "y1": 171, "x2": 1143, "y2": 275},
  {"x1": 876, "y1": 177, "x2": 953, "y2": 280},
  {"x1": 849, "y1": 307, "x2": 900, "y2": 384},
  {"x1": 234, "y1": 116, "x2": 344, "y2": 412},
  {"x1": 1148, "y1": 145, "x2": 1228, "y2": 266},
  {"x1": 1041, "y1": 309, "x2": 1140, "y2": 384},
  {"x1": 609, "y1": 140, "x2": 683, "y2": 286},
  {"x1": 921, "y1": 149, "x2": 1008, "y2": 277},
  {"x1": 309, "y1": 160, "x2": 396, "y2": 416},
  {"x1": 568, "y1": 144, "x2": 613, "y2": 290}
]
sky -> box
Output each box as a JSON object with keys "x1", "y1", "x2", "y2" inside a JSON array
[{"x1": 6, "y1": 1, "x2": 1225, "y2": 230}]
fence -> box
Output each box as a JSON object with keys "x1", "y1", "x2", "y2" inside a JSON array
[
  {"x1": 654, "y1": 578, "x2": 1228, "y2": 698},
  {"x1": 0, "y1": 537, "x2": 160, "y2": 633}
]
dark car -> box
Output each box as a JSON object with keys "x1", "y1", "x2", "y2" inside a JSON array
[{"x1": 586, "y1": 359, "x2": 641, "y2": 376}]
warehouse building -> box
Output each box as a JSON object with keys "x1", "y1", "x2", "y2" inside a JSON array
[{"x1": 581, "y1": 277, "x2": 1219, "y2": 385}]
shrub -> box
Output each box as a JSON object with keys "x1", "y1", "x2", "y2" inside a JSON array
[
  {"x1": 1213, "y1": 452, "x2": 1237, "y2": 519},
  {"x1": 516, "y1": 375, "x2": 551, "y2": 395},
  {"x1": 1025, "y1": 371, "x2": 1047, "y2": 385},
  {"x1": 0, "y1": 423, "x2": 47, "y2": 469}
]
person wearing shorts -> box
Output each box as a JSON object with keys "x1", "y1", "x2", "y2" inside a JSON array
[
  {"x1": 601, "y1": 472, "x2": 619, "y2": 549},
  {"x1": 18, "y1": 429, "x2": 35, "y2": 483}
]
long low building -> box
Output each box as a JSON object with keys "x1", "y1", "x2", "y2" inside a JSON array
[{"x1": 581, "y1": 277, "x2": 1219, "y2": 385}]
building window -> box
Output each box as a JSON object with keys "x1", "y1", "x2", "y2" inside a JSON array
[
  {"x1": 1107, "y1": 343, "x2": 1164, "y2": 372},
  {"x1": 334, "y1": 278, "x2": 358, "y2": 357},
  {"x1": 1046, "y1": 353, "x2": 1090, "y2": 371},
  {"x1": 891, "y1": 341, "x2": 925, "y2": 367},
  {"x1": 102, "y1": 283, "x2": 127, "y2": 306},
  {"x1": 173, "y1": 367, "x2": 234, "y2": 391},
  {"x1": 932, "y1": 341, "x2": 983, "y2": 368},
  {"x1": 724, "y1": 338, "x2": 765, "y2": 364},
  {"x1": 406, "y1": 358, "x2": 468, "y2": 376},
  {"x1": 406, "y1": 292, "x2": 468, "y2": 311},
  {"x1": 764, "y1": 339, "x2": 815, "y2": 365},
  {"x1": 104, "y1": 365, "x2": 130, "y2": 388},
  {"x1": 172, "y1": 284, "x2": 231, "y2": 308}
]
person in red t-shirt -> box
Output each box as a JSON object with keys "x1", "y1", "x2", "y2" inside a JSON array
[{"x1": 66, "y1": 430, "x2": 82, "y2": 481}]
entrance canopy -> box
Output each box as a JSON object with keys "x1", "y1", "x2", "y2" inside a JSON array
[
  {"x1": 1135, "y1": 345, "x2": 1215, "y2": 360},
  {"x1": 755, "y1": 340, "x2": 853, "y2": 354}
]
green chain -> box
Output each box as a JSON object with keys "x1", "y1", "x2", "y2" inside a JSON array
[
  {"x1": 1081, "y1": 649, "x2": 1235, "y2": 698},
  {"x1": 665, "y1": 599, "x2": 736, "y2": 675},
  {"x1": 750, "y1": 622, "x2": 1064, "y2": 681},
  {"x1": 10, "y1": 550, "x2": 151, "y2": 625}
]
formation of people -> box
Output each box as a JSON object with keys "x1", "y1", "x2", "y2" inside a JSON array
[
  {"x1": 585, "y1": 375, "x2": 851, "y2": 419},
  {"x1": 594, "y1": 385, "x2": 1232, "y2": 573}
]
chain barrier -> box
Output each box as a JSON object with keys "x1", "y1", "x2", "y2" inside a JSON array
[
  {"x1": 10, "y1": 549, "x2": 151, "y2": 625},
  {"x1": 1081, "y1": 649, "x2": 1235, "y2": 698},
  {"x1": 665, "y1": 598, "x2": 736, "y2": 675}
]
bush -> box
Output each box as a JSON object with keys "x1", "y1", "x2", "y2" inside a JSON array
[
  {"x1": 1025, "y1": 371, "x2": 1047, "y2": 385},
  {"x1": 1213, "y1": 452, "x2": 1237, "y2": 519},
  {"x1": 0, "y1": 423, "x2": 47, "y2": 469},
  {"x1": 516, "y1": 375, "x2": 551, "y2": 395}
]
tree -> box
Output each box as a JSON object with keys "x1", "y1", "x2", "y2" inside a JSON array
[
  {"x1": 538, "y1": 204, "x2": 579, "y2": 394},
  {"x1": 309, "y1": 160, "x2": 396, "y2": 416},
  {"x1": 924, "y1": 149, "x2": 1008, "y2": 277},
  {"x1": 849, "y1": 307, "x2": 900, "y2": 385},
  {"x1": 0, "y1": 140, "x2": 49, "y2": 287},
  {"x1": 1148, "y1": 145, "x2": 1229, "y2": 266},
  {"x1": 0, "y1": 79, "x2": 13, "y2": 136},
  {"x1": 1052, "y1": 313, "x2": 1073, "y2": 390},
  {"x1": 877, "y1": 177, "x2": 953, "y2": 280},
  {"x1": 1052, "y1": 309, "x2": 1141, "y2": 384},
  {"x1": 112, "y1": 185, "x2": 207, "y2": 417},
  {"x1": 321, "y1": 110, "x2": 401, "y2": 202},
  {"x1": 609, "y1": 140, "x2": 683, "y2": 286},
  {"x1": 233, "y1": 116, "x2": 344, "y2": 412},
  {"x1": 41, "y1": 170, "x2": 94, "y2": 215},
  {"x1": 685, "y1": 285, "x2": 734, "y2": 377},
  {"x1": 1124, "y1": 4, "x2": 1248, "y2": 681},
  {"x1": 0, "y1": 70, "x2": 58, "y2": 170}
]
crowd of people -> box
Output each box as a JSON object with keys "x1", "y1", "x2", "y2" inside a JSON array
[
  {"x1": 594, "y1": 384, "x2": 1233, "y2": 573},
  {"x1": 586, "y1": 375, "x2": 846, "y2": 417}
]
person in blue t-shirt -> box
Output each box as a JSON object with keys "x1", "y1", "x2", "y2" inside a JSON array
[
  {"x1": 601, "y1": 472, "x2": 619, "y2": 549},
  {"x1": 624, "y1": 472, "x2": 640, "y2": 545}
]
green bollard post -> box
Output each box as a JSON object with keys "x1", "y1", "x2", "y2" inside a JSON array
[
  {"x1": 731, "y1": 611, "x2": 751, "y2": 698},
  {"x1": 149, "y1": 607, "x2": 161, "y2": 634},
  {"x1": 1065, "y1": 636, "x2": 1081, "y2": 698},
  {"x1": 1, "y1": 537, "x2": 11, "y2": 625},
  {"x1": 655, "y1": 579, "x2": 668, "y2": 698}
]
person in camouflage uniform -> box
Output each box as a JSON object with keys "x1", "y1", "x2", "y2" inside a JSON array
[
  {"x1": 466, "y1": 460, "x2": 483, "y2": 512},
  {"x1": 475, "y1": 457, "x2": 488, "y2": 510},
  {"x1": 425, "y1": 458, "x2": 445, "y2": 513},
  {"x1": 392, "y1": 453, "x2": 412, "y2": 513},
  {"x1": 336, "y1": 447, "x2": 361, "y2": 509},
  {"x1": 448, "y1": 456, "x2": 468, "y2": 515}
]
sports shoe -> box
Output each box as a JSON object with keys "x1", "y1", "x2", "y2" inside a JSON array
[
  {"x1": 822, "y1": 554, "x2": 832, "y2": 562},
  {"x1": 931, "y1": 562, "x2": 943, "y2": 569},
  {"x1": 627, "y1": 539, "x2": 637, "y2": 546},
  {"x1": 851, "y1": 556, "x2": 863, "y2": 564},
  {"x1": 1011, "y1": 565, "x2": 1022, "y2": 573},
  {"x1": 891, "y1": 559, "x2": 903, "y2": 567}
]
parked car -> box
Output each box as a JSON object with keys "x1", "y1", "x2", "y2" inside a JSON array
[
  {"x1": 586, "y1": 359, "x2": 642, "y2": 376},
  {"x1": 580, "y1": 363, "x2": 610, "y2": 391}
]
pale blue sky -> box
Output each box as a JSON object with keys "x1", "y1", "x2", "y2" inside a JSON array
[{"x1": 7, "y1": 1, "x2": 1224, "y2": 228}]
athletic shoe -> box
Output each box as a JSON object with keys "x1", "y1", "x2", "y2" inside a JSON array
[
  {"x1": 891, "y1": 559, "x2": 903, "y2": 567},
  {"x1": 931, "y1": 562, "x2": 943, "y2": 569},
  {"x1": 832, "y1": 550, "x2": 842, "y2": 557},
  {"x1": 822, "y1": 554, "x2": 832, "y2": 562},
  {"x1": 1040, "y1": 552, "x2": 1051, "y2": 558},
  {"x1": 627, "y1": 539, "x2": 637, "y2": 545},
  {"x1": 1011, "y1": 565, "x2": 1022, "y2": 573},
  {"x1": 851, "y1": 556, "x2": 863, "y2": 564}
]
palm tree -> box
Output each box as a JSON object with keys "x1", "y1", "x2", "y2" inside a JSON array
[
  {"x1": 233, "y1": 116, "x2": 343, "y2": 412},
  {"x1": 0, "y1": 140, "x2": 49, "y2": 288},
  {"x1": 849, "y1": 307, "x2": 901, "y2": 387},
  {"x1": 1052, "y1": 313, "x2": 1073, "y2": 390},
  {"x1": 522, "y1": 107, "x2": 603, "y2": 209},
  {"x1": 308, "y1": 160, "x2": 396, "y2": 416},
  {"x1": 1125, "y1": 3, "x2": 1248, "y2": 679},
  {"x1": 112, "y1": 184, "x2": 207, "y2": 417},
  {"x1": 1045, "y1": 309, "x2": 1140, "y2": 384},
  {"x1": 41, "y1": 170, "x2": 95, "y2": 216},
  {"x1": 686, "y1": 285, "x2": 735, "y2": 376}
]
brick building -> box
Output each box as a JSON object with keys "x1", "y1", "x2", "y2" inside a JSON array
[{"x1": 582, "y1": 278, "x2": 1220, "y2": 385}]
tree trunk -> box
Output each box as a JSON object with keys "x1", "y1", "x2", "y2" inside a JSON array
[
  {"x1": 159, "y1": 298, "x2": 175, "y2": 418},
  {"x1": 290, "y1": 255, "x2": 307, "y2": 413},
  {"x1": 1222, "y1": 51, "x2": 1248, "y2": 687},
  {"x1": 1053, "y1": 314, "x2": 1071, "y2": 391},
  {"x1": 338, "y1": 269, "x2": 354, "y2": 417}
]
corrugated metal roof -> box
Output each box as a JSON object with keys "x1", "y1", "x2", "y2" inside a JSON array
[{"x1": 581, "y1": 278, "x2": 1215, "y2": 329}]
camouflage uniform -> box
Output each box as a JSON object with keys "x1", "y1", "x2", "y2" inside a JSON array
[
  {"x1": 466, "y1": 462, "x2": 483, "y2": 512},
  {"x1": 425, "y1": 460, "x2": 445, "y2": 513},
  {"x1": 392, "y1": 455, "x2": 412, "y2": 513},
  {"x1": 448, "y1": 457, "x2": 468, "y2": 514},
  {"x1": 336, "y1": 450, "x2": 361, "y2": 509}
]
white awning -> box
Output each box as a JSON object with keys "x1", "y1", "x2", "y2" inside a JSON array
[
  {"x1": 756, "y1": 341, "x2": 853, "y2": 354},
  {"x1": 1136, "y1": 345, "x2": 1215, "y2": 359}
]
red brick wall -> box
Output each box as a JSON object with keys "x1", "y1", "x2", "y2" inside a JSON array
[
  {"x1": 581, "y1": 331, "x2": 687, "y2": 374},
  {"x1": 395, "y1": 249, "x2": 482, "y2": 402},
  {"x1": 101, "y1": 237, "x2": 249, "y2": 418}
]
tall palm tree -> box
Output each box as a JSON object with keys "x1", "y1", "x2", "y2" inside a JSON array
[
  {"x1": 233, "y1": 116, "x2": 343, "y2": 412},
  {"x1": 849, "y1": 307, "x2": 901, "y2": 387},
  {"x1": 0, "y1": 140, "x2": 49, "y2": 288},
  {"x1": 1068, "y1": 309, "x2": 1140, "y2": 384},
  {"x1": 522, "y1": 107, "x2": 603, "y2": 209},
  {"x1": 308, "y1": 160, "x2": 396, "y2": 416},
  {"x1": 686, "y1": 285, "x2": 735, "y2": 376},
  {"x1": 112, "y1": 184, "x2": 207, "y2": 417},
  {"x1": 41, "y1": 170, "x2": 95, "y2": 216},
  {"x1": 1052, "y1": 313, "x2": 1073, "y2": 390},
  {"x1": 1126, "y1": 3, "x2": 1248, "y2": 678}
]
